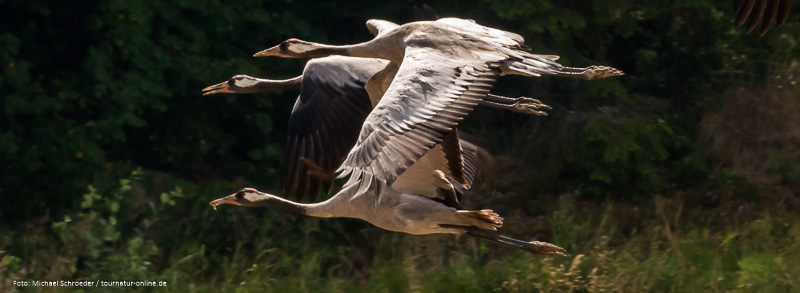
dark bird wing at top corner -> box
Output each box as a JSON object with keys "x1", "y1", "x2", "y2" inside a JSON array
[{"x1": 735, "y1": 0, "x2": 794, "y2": 35}]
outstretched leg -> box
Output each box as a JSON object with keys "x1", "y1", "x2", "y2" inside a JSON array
[
  {"x1": 555, "y1": 65, "x2": 624, "y2": 80},
  {"x1": 458, "y1": 226, "x2": 565, "y2": 255},
  {"x1": 480, "y1": 94, "x2": 552, "y2": 115},
  {"x1": 501, "y1": 59, "x2": 624, "y2": 81}
]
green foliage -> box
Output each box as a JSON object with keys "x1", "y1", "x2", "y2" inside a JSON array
[
  {"x1": 1, "y1": 0, "x2": 798, "y2": 216},
  {"x1": 580, "y1": 109, "x2": 680, "y2": 193},
  {"x1": 0, "y1": 0, "x2": 305, "y2": 223},
  {"x1": 767, "y1": 152, "x2": 800, "y2": 187},
  {"x1": 4, "y1": 171, "x2": 798, "y2": 292},
  {"x1": 1, "y1": 0, "x2": 799, "y2": 292},
  {"x1": 45, "y1": 169, "x2": 172, "y2": 279}
]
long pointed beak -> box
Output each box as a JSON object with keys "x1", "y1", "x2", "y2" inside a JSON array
[
  {"x1": 253, "y1": 45, "x2": 283, "y2": 57},
  {"x1": 201, "y1": 82, "x2": 233, "y2": 95},
  {"x1": 209, "y1": 193, "x2": 241, "y2": 210}
]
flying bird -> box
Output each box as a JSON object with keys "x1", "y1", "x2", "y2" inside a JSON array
[
  {"x1": 204, "y1": 59, "x2": 545, "y2": 251},
  {"x1": 210, "y1": 130, "x2": 564, "y2": 254},
  {"x1": 211, "y1": 17, "x2": 623, "y2": 255},
  {"x1": 251, "y1": 17, "x2": 622, "y2": 193},
  {"x1": 203, "y1": 58, "x2": 550, "y2": 201}
]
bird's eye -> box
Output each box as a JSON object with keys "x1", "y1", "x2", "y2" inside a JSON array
[
  {"x1": 279, "y1": 42, "x2": 288, "y2": 51},
  {"x1": 235, "y1": 191, "x2": 245, "y2": 199}
]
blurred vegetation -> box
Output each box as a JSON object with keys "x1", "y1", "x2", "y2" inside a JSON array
[{"x1": 1, "y1": 0, "x2": 799, "y2": 292}]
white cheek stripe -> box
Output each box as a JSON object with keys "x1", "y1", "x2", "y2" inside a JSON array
[
  {"x1": 293, "y1": 44, "x2": 315, "y2": 53},
  {"x1": 235, "y1": 79, "x2": 258, "y2": 88}
]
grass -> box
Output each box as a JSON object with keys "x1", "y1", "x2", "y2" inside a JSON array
[{"x1": 2, "y1": 170, "x2": 799, "y2": 292}]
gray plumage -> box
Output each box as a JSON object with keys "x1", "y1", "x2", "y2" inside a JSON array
[
  {"x1": 203, "y1": 56, "x2": 386, "y2": 202},
  {"x1": 216, "y1": 17, "x2": 623, "y2": 255},
  {"x1": 203, "y1": 56, "x2": 492, "y2": 202},
  {"x1": 300, "y1": 18, "x2": 623, "y2": 195}
]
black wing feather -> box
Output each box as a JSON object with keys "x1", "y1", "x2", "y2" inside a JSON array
[{"x1": 280, "y1": 58, "x2": 381, "y2": 202}]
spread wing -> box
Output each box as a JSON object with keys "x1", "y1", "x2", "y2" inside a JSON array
[
  {"x1": 282, "y1": 57, "x2": 387, "y2": 202},
  {"x1": 336, "y1": 40, "x2": 505, "y2": 195},
  {"x1": 735, "y1": 0, "x2": 794, "y2": 35},
  {"x1": 337, "y1": 21, "x2": 564, "y2": 197},
  {"x1": 436, "y1": 18, "x2": 526, "y2": 48},
  {"x1": 459, "y1": 138, "x2": 481, "y2": 187},
  {"x1": 389, "y1": 129, "x2": 473, "y2": 199}
]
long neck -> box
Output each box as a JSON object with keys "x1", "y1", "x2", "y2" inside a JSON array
[
  {"x1": 306, "y1": 40, "x2": 398, "y2": 62},
  {"x1": 300, "y1": 183, "x2": 363, "y2": 218},
  {"x1": 238, "y1": 76, "x2": 302, "y2": 93},
  {"x1": 254, "y1": 185, "x2": 361, "y2": 218}
]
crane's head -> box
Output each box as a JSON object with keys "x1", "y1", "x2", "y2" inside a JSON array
[
  {"x1": 203, "y1": 75, "x2": 253, "y2": 96},
  {"x1": 202, "y1": 75, "x2": 258, "y2": 95},
  {"x1": 209, "y1": 187, "x2": 270, "y2": 209},
  {"x1": 210, "y1": 187, "x2": 306, "y2": 214},
  {"x1": 253, "y1": 38, "x2": 321, "y2": 58}
]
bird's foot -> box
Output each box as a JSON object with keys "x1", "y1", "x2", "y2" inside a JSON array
[
  {"x1": 526, "y1": 240, "x2": 566, "y2": 256},
  {"x1": 512, "y1": 97, "x2": 551, "y2": 116},
  {"x1": 580, "y1": 65, "x2": 625, "y2": 80},
  {"x1": 558, "y1": 65, "x2": 624, "y2": 80},
  {"x1": 458, "y1": 209, "x2": 504, "y2": 229}
]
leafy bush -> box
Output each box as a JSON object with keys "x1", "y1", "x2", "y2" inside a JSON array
[{"x1": 1, "y1": 0, "x2": 799, "y2": 291}]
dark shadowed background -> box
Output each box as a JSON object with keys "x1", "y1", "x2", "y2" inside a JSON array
[{"x1": 1, "y1": 0, "x2": 799, "y2": 291}]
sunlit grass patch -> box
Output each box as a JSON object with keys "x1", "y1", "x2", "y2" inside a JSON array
[{"x1": 1, "y1": 171, "x2": 799, "y2": 292}]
